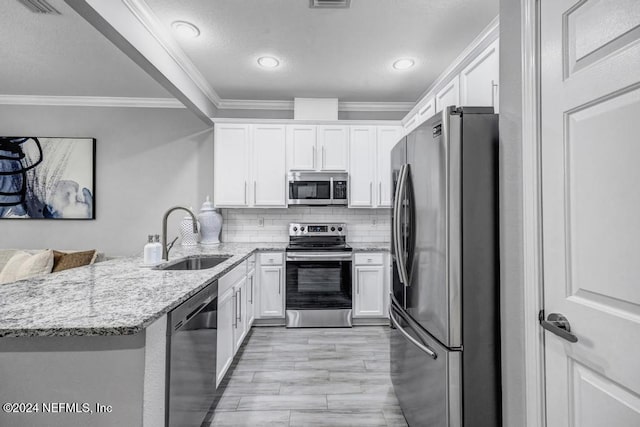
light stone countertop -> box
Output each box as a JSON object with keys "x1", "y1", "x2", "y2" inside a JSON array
[
  {"x1": 0, "y1": 243, "x2": 285, "y2": 338},
  {"x1": 349, "y1": 242, "x2": 391, "y2": 252}
]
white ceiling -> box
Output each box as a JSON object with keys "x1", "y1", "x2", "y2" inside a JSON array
[
  {"x1": 0, "y1": 0, "x2": 170, "y2": 97},
  {"x1": 146, "y1": 0, "x2": 499, "y2": 102}
]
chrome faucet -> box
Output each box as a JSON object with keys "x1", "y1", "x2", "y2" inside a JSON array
[{"x1": 162, "y1": 206, "x2": 198, "y2": 261}]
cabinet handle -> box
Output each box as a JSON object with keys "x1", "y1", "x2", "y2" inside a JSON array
[
  {"x1": 254, "y1": 181, "x2": 257, "y2": 205},
  {"x1": 250, "y1": 276, "x2": 254, "y2": 303},
  {"x1": 491, "y1": 80, "x2": 499, "y2": 108},
  {"x1": 244, "y1": 181, "x2": 247, "y2": 205},
  {"x1": 278, "y1": 269, "x2": 281, "y2": 295},
  {"x1": 312, "y1": 147, "x2": 315, "y2": 169},
  {"x1": 322, "y1": 146, "x2": 326, "y2": 169},
  {"x1": 238, "y1": 288, "x2": 242, "y2": 322},
  {"x1": 233, "y1": 291, "x2": 237, "y2": 328},
  {"x1": 356, "y1": 275, "x2": 360, "y2": 294}
]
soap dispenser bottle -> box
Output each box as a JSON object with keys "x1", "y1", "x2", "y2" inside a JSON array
[
  {"x1": 143, "y1": 235, "x2": 155, "y2": 265},
  {"x1": 153, "y1": 234, "x2": 162, "y2": 264}
]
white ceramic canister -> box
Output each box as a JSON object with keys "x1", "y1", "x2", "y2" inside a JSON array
[
  {"x1": 179, "y1": 208, "x2": 199, "y2": 246},
  {"x1": 198, "y1": 196, "x2": 222, "y2": 245}
]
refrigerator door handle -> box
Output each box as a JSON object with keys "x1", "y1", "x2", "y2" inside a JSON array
[
  {"x1": 395, "y1": 165, "x2": 411, "y2": 286},
  {"x1": 392, "y1": 165, "x2": 406, "y2": 283},
  {"x1": 390, "y1": 303, "x2": 437, "y2": 359}
]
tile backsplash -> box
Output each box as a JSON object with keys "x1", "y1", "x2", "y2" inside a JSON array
[{"x1": 220, "y1": 207, "x2": 391, "y2": 243}]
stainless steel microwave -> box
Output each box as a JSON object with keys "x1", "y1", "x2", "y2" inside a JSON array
[{"x1": 288, "y1": 172, "x2": 348, "y2": 205}]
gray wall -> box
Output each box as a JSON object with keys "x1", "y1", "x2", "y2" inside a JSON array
[
  {"x1": 0, "y1": 105, "x2": 214, "y2": 256},
  {"x1": 498, "y1": 1, "x2": 527, "y2": 426}
]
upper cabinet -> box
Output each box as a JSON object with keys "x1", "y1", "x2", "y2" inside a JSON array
[
  {"x1": 435, "y1": 75, "x2": 460, "y2": 113},
  {"x1": 287, "y1": 125, "x2": 349, "y2": 172},
  {"x1": 214, "y1": 123, "x2": 286, "y2": 208},
  {"x1": 349, "y1": 125, "x2": 402, "y2": 208},
  {"x1": 317, "y1": 125, "x2": 349, "y2": 171},
  {"x1": 214, "y1": 124, "x2": 251, "y2": 207},
  {"x1": 286, "y1": 125, "x2": 316, "y2": 171},
  {"x1": 252, "y1": 125, "x2": 287, "y2": 207},
  {"x1": 460, "y1": 39, "x2": 499, "y2": 113}
]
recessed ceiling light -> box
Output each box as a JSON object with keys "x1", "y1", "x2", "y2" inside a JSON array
[
  {"x1": 257, "y1": 56, "x2": 280, "y2": 68},
  {"x1": 171, "y1": 21, "x2": 200, "y2": 38},
  {"x1": 393, "y1": 58, "x2": 415, "y2": 70}
]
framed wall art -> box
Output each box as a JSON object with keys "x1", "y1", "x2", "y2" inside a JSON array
[{"x1": 0, "y1": 137, "x2": 96, "y2": 219}]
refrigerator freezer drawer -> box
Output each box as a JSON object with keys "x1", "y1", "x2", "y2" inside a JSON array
[{"x1": 390, "y1": 302, "x2": 461, "y2": 427}]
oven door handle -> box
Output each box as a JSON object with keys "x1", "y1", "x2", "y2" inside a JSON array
[{"x1": 286, "y1": 253, "x2": 353, "y2": 261}]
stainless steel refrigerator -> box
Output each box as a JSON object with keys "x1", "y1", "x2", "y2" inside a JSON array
[{"x1": 390, "y1": 107, "x2": 501, "y2": 427}]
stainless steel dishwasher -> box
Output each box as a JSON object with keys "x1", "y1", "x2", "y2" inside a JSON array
[{"x1": 166, "y1": 280, "x2": 218, "y2": 427}]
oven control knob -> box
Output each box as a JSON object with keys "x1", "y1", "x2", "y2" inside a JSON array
[
  {"x1": 293, "y1": 227, "x2": 298, "y2": 232},
  {"x1": 337, "y1": 227, "x2": 343, "y2": 232},
  {"x1": 331, "y1": 227, "x2": 336, "y2": 232},
  {"x1": 300, "y1": 226, "x2": 305, "y2": 232}
]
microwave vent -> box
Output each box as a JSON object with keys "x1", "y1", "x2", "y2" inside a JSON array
[
  {"x1": 17, "y1": 0, "x2": 60, "y2": 14},
  {"x1": 310, "y1": 0, "x2": 351, "y2": 9}
]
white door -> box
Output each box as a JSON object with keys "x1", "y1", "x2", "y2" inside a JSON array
[
  {"x1": 246, "y1": 268, "x2": 255, "y2": 328},
  {"x1": 349, "y1": 126, "x2": 376, "y2": 207},
  {"x1": 376, "y1": 126, "x2": 403, "y2": 207},
  {"x1": 541, "y1": 1, "x2": 640, "y2": 426},
  {"x1": 354, "y1": 266, "x2": 384, "y2": 317},
  {"x1": 259, "y1": 266, "x2": 284, "y2": 317},
  {"x1": 435, "y1": 75, "x2": 460, "y2": 112},
  {"x1": 460, "y1": 39, "x2": 499, "y2": 112},
  {"x1": 216, "y1": 287, "x2": 235, "y2": 386},
  {"x1": 252, "y1": 124, "x2": 286, "y2": 207},
  {"x1": 287, "y1": 125, "x2": 316, "y2": 171},
  {"x1": 214, "y1": 124, "x2": 250, "y2": 207},
  {"x1": 318, "y1": 125, "x2": 349, "y2": 171},
  {"x1": 233, "y1": 277, "x2": 247, "y2": 352}
]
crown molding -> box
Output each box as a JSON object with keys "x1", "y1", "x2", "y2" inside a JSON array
[
  {"x1": 0, "y1": 94, "x2": 185, "y2": 108},
  {"x1": 121, "y1": 0, "x2": 222, "y2": 106},
  {"x1": 217, "y1": 99, "x2": 414, "y2": 112}
]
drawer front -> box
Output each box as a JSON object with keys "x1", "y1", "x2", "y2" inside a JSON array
[
  {"x1": 259, "y1": 252, "x2": 283, "y2": 266},
  {"x1": 219, "y1": 260, "x2": 247, "y2": 294},
  {"x1": 354, "y1": 253, "x2": 384, "y2": 266}
]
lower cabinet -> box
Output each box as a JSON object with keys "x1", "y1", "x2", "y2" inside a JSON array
[
  {"x1": 353, "y1": 253, "x2": 388, "y2": 318},
  {"x1": 257, "y1": 252, "x2": 285, "y2": 319},
  {"x1": 232, "y1": 276, "x2": 248, "y2": 352},
  {"x1": 216, "y1": 286, "x2": 235, "y2": 386}
]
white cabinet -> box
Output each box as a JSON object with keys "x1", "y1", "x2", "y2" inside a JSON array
[
  {"x1": 287, "y1": 125, "x2": 316, "y2": 171},
  {"x1": 460, "y1": 39, "x2": 499, "y2": 112},
  {"x1": 317, "y1": 125, "x2": 349, "y2": 171},
  {"x1": 257, "y1": 252, "x2": 284, "y2": 318},
  {"x1": 435, "y1": 75, "x2": 460, "y2": 113},
  {"x1": 287, "y1": 125, "x2": 349, "y2": 172},
  {"x1": 232, "y1": 276, "x2": 248, "y2": 352},
  {"x1": 215, "y1": 123, "x2": 286, "y2": 208},
  {"x1": 213, "y1": 124, "x2": 250, "y2": 207},
  {"x1": 349, "y1": 126, "x2": 376, "y2": 207},
  {"x1": 353, "y1": 252, "x2": 388, "y2": 318},
  {"x1": 252, "y1": 125, "x2": 286, "y2": 207},
  {"x1": 416, "y1": 98, "x2": 436, "y2": 125},
  {"x1": 216, "y1": 286, "x2": 235, "y2": 386},
  {"x1": 246, "y1": 267, "x2": 256, "y2": 328},
  {"x1": 349, "y1": 126, "x2": 402, "y2": 208},
  {"x1": 376, "y1": 126, "x2": 402, "y2": 207}
]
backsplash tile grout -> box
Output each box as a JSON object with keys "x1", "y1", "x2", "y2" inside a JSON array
[{"x1": 220, "y1": 207, "x2": 391, "y2": 243}]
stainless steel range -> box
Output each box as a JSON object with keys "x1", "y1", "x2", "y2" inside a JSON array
[{"x1": 285, "y1": 222, "x2": 353, "y2": 328}]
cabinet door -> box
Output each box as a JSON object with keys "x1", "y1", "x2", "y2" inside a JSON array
[
  {"x1": 259, "y1": 266, "x2": 284, "y2": 317},
  {"x1": 287, "y1": 125, "x2": 316, "y2": 171},
  {"x1": 252, "y1": 124, "x2": 286, "y2": 207},
  {"x1": 354, "y1": 266, "x2": 385, "y2": 317},
  {"x1": 233, "y1": 277, "x2": 248, "y2": 352},
  {"x1": 318, "y1": 125, "x2": 349, "y2": 171},
  {"x1": 246, "y1": 269, "x2": 256, "y2": 328},
  {"x1": 216, "y1": 287, "x2": 235, "y2": 386},
  {"x1": 214, "y1": 124, "x2": 250, "y2": 207},
  {"x1": 349, "y1": 126, "x2": 376, "y2": 207},
  {"x1": 460, "y1": 39, "x2": 499, "y2": 112},
  {"x1": 376, "y1": 126, "x2": 403, "y2": 208},
  {"x1": 435, "y1": 75, "x2": 460, "y2": 113}
]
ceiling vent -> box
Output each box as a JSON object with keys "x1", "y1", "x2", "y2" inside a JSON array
[
  {"x1": 310, "y1": 0, "x2": 351, "y2": 9},
  {"x1": 17, "y1": 0, "x2": 61, "y2": 14}
]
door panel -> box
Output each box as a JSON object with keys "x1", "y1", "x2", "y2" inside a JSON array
[
  {"x1": 252, "y1": 125, "x2": 286, "y2": 207},
  {"x1": 318, "y1": 125, "x2": 349, "y2": 171},
  {"x1": 213, "y1": 124, "x2": 249, "y2": 207},
  {"x1": 349, "y1": 126, "x2": 376, "y2": 207},
  {"x1": 377, "y1": 126, "x2": 403, "y2": 207},
  {"x1": 354, "y1": 266, "x2": 384, "y2": 317},
  {"x1": 287, "y1": 125, "x2": 316, "y2": 171},
  {"x1": 259, "y1": 266, "x2": 284, "y2": 317},
  {"x1": 541, "y1": 1, "x2": 640, "y2": 425}
]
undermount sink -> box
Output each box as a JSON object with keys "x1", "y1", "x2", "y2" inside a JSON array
[{"x1": 156, "y1": 255, "x2": 232, "y2": 271}]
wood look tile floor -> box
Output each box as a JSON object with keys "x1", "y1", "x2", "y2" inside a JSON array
[{"x1": 207, "y1": 326, "x2": 408, "y2": 427}]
